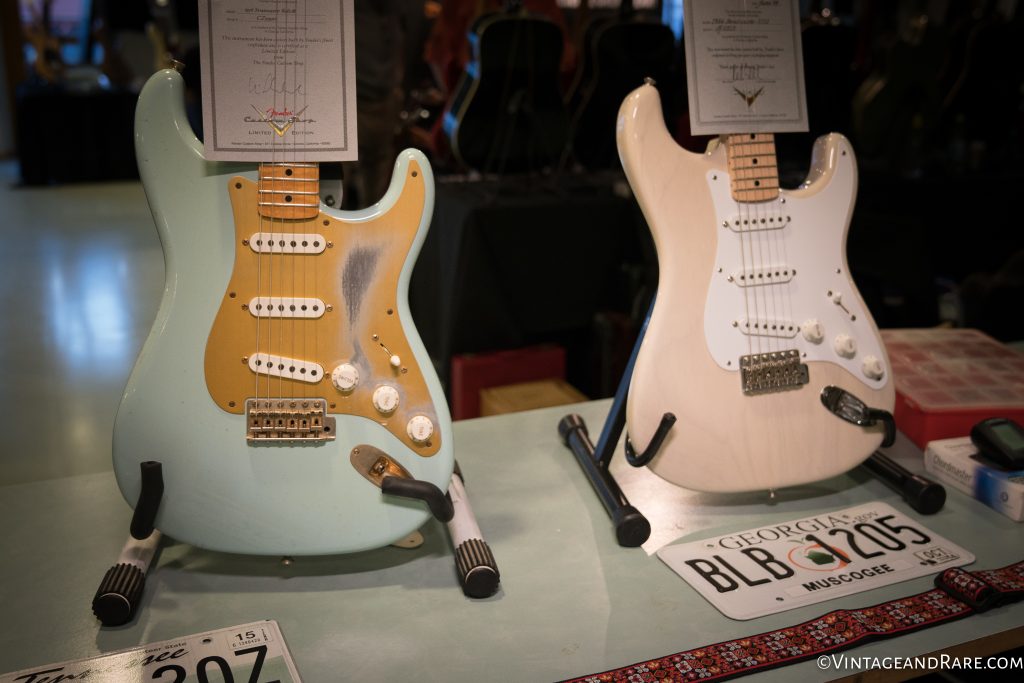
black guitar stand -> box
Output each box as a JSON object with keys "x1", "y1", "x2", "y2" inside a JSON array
[
  {"x1": 558, "y1": 303, "x2": 673, "y2": 548},
  {"x1": 818, "y1": 387, "x2": 946, "y2": 513},
  {"x1": 558, "y1": 300, "x2": 939, "y2": 548},
  {"x1": 92, "y1": 461, "x2": 165, "y2": 627},
  {"x1": 383, "y1": 461, "x2": 501, "y2": 599},
  {"x1": 92, "y1": 460, "x2": 500, "y2": 626}
]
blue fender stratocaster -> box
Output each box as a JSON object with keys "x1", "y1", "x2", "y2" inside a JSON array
[{"x1": 113, "y1": 69, "x2": 453, "y2": 555}]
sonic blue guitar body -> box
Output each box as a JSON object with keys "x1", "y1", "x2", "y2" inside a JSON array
[{"x1": 113, "y1": 69, "x2": 453, "y2": 555}]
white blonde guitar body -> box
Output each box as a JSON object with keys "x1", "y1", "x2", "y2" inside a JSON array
[{"x1": 618, "y1": 84, "x2": 894, "y2": 492}]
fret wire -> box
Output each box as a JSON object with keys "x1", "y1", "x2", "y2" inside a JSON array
[
  {"x1": 259, "y1": 189, "x2": 319, "y2": 195},
  {"x1": 732, "y1": 183, "x2": 780, "y2": 189},
  {"x1": 731, "y1": 176, "x2": 779, "y2": 182},
  {"x1": 729, "y1": 152, "x2": 778, "y2": 160}
]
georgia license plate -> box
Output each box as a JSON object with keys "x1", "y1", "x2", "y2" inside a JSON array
[
  {"x1": 1, "y1": 620, "x2": 301, "y2": 682},
  {"x1": 658, "y1": 502, "x2": 975, "y2": 620}
]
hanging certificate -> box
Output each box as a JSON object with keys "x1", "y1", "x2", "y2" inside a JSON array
[
  {"x1": 683, "y1": 0, "x2": 809, "y2": 134},
  {"x1": 198, "y1": 0, "x2": 358, "y2": 161}
]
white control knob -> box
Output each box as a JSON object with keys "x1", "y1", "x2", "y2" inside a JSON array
[
  {"x1": 372, "y1": 385, "x2": 400, "y2": 414},
  {"x1": 801, "y1": 319, "x2": 825, "y2": 344},
  {"x1": 834, "y1": 334, "x2": 857, "y2": 358},
  {"x1": 331, "y1": 363, "x2": 359, "y2": 392},
  {"x1": 862, "y1": 355, "x2": 885, "y2": 380},
  {"x1": 389, "y1": 354, "x2": 402, "y2": 368},
  {"x1": 406, "y1": 415, "x2": 434, "y2": 444}
]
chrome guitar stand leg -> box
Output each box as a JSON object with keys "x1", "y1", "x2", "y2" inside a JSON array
[
  {"x1": 92, "y1": 461, "x2": 164, "y2": 626},
  {"x1": 558, "y1": 299, "x2": 675, "y2": 548}
]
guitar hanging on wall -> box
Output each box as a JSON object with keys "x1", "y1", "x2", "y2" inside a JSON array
[
  {"x1": 112, "y1": 66, "x2": 454, "y2": 555},
  {"x1": 617, "y1": 82, "x2": 894, "y2": 492}
]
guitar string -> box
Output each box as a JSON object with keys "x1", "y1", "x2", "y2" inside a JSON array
[
  {"x1": 289, "y1": 0, "x2": 298, "y2": 406},
  {"x1": 306, "y1": 0, "x2": 317, "y2": 416},
  {"x1": 771, "y1": 133, "x2": 796, "y2": 360},
  {"x1": 758, "y1": 134, "x2": 775, "y2": 355},
  {"x1": 253, "y1": 5, "x2": 268, "y2": 420},
  {"x1": 299, "y1": 0, "x2": 311, "y2": 409},
  {"x1": 754, "y1": 134, "x2": 777, "y2": 356},
  {"x1": 270, "y1": 0, "x2": 280, "y2": 406},
  {"x1": 759, "y1": 135, "x2": 775, "y2": 355},
  {"x1": 743, "y1": 146, "x2": 759, "y2": 358},
  {"x1": 732, "y1": 135, "x2": 755, "y2": 361},
  {"x1": 740, "y1": 137, "x2": 759, "y2": 356},
  {"x1": 298, "y1": 0, "x2": 305, "y2": 407},
  {"x1": 770, "y1": 137, "x2": 782, "y2": 356},
  {"x1": 752, "y1": 140, "x2": 765, "y2": 357},
  {"x1": 773, "y1": 135, "x2": 784, "y2": 354}
]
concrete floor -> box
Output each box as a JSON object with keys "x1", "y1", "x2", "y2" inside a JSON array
[{"x1": 0, "y1": 161, "x2": 164, "y2": 485}]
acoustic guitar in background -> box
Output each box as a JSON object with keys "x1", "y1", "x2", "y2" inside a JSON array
[
  {"x1": 113, "y1": 65, "x2": 454, "y2": 555},
  {"x1": 443, "y1": 0, "x2": 568, "y2": 173},
  {"x1": 617, "y1": 82, "x2": 894, "y2": 492},
  {"x1": 565, "y1": 0, "x2": 675, "y2": 169}
]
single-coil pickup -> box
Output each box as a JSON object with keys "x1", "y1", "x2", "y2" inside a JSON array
[
  {"x1": 248, "y1": 353, "x2": 324, "y2": 383},
  {"x1": 730, "y1": 266, "x2": 794, "y2": 287},
  {"x1": 248, "y1": 297, "x2": 326, "y2": 318},
  {"x1": 736, "y1": 318, "x2": 798, "y2": 338},
  {"x1": 725, "y1": 211, "x2": 790, "y2": 233},
  {"x1": 249, "y1": 232, "x2": 326, "y2": 254}
]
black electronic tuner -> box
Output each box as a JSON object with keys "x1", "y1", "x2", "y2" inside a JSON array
[{"x1": 970, "y1": 417, "x2": 1024, "y2": 470}]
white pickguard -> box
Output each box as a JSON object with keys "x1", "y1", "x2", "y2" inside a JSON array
[{"x1": 702, "y1": 154, "x2": 887, "y2": 390}]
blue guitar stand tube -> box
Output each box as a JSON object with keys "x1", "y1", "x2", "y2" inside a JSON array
[
  {"x1": 557, "y1": 298, "x2": 673, "y2": 547},
  {"x1": 92, "y1": 461, "x2": 164, "y2": 626}
]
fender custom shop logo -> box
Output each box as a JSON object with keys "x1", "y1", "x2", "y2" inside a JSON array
[
  {"x1": 733, "y1": 86, "x2": 764, "y2": 109},
  {"x1": 247, "y1": 104, "x2": 310, "y2": 136}
]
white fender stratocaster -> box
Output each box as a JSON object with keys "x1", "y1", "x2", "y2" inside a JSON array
[
  {"x1": 618, "y1": 83, "x2": 894, "y2": 492},
  {"x1": 112, "y1": 69, "x2": 453, "y2": 554}
]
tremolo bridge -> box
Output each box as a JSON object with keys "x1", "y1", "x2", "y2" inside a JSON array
[
  {"x1": 245, "y1": 398, "x2": 336, "y2": 442},
  {"x1": 740, "y1": 350, "x2": 809, "y2": 395}
]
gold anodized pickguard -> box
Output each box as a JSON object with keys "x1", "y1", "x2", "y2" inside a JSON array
[{"x1": 204, "y1": 161, "x2": 441, "y2": 456}]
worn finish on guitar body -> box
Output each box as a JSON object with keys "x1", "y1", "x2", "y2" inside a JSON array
[
  {"x1": 113, "y1": 70, "x2": 453, "y2": 554},
  {"x1": 205, "y1": 167, "x2": 442, "y2": 457},
  {"x1": 617, "y1": 84, "x2": 894, "y2": 493}
]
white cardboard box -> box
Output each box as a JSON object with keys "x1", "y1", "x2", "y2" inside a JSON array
[{"x1": 924, "y1": 436, "x2": 1024, "y2": 521}]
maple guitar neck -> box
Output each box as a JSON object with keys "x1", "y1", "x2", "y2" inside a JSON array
[
  {"x1": 257, "y1": 162, "x2": 319, "y2": 220},
  {"x1": 724, "y1": 133, "x2": 780, "y2": 202}
]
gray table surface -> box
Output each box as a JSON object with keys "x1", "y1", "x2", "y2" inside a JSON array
[{"x1": 1, "y1": 399, "x2": 1022, "y2": 682}]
